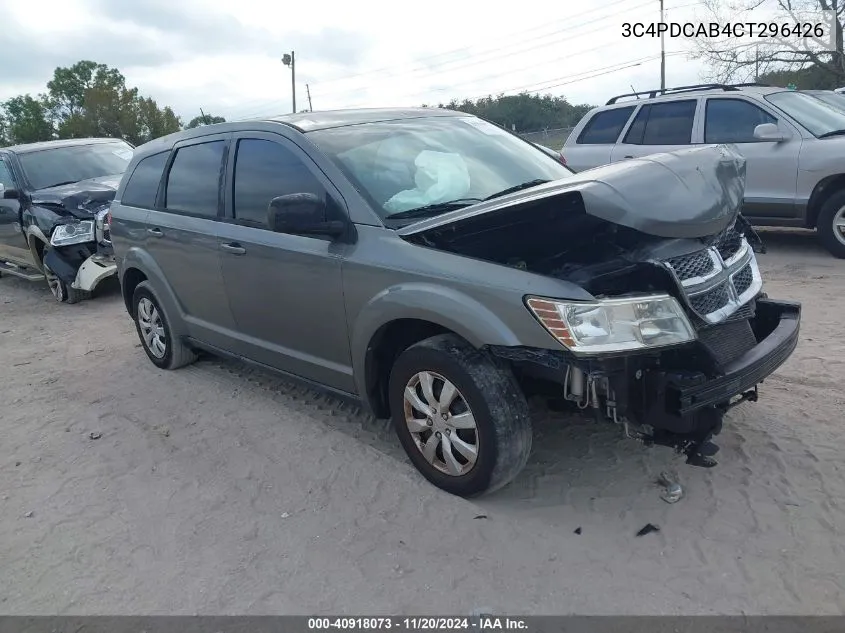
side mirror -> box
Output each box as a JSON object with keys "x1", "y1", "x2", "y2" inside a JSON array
[
  {"x1": 267, "y1": 193, "x2": 345, "y2": 237},
  {"x1": 2, "y1": 187, "x2": 20, "y2": 200},
  {"x1": 753, "y1": 123, "x2": 788, "y2": 142}
]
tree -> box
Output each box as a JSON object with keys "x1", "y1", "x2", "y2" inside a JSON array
[
  {"x1": 185, "y1": 113, "x2": 226, "y2": 129},
  {"x1": 2, "y1": 95, "x2": 53, "y2": 144},
  {"x1": 693, "y1": 0, "x2": 845, "y2": 86},
  {"x1": 432, "y1": 93, "x2": 593, "y2": 133}
]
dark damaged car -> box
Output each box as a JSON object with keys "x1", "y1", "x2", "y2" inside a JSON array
[
  {"x1": 110, "y1": 110, "x2": 801, "y2": 497},
  {"x1": 0, "y1": 138, "x2": 133, "y2": 303}
]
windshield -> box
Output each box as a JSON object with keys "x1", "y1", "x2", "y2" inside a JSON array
[
  {"x1": 806, "y1": 91, "x2": 845, "y2": 112},
  {"x1": 765, "y1": 90, "x2": 845, "y2": 137},
  {"x1": 307, "y1": 116, "x2": 573, "y2": 221},
  {"x1": 19, "y1": 141, "x2": 134, "y2": 190}
]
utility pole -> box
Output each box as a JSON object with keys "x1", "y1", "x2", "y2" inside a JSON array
[
  {"x1": 282, "y1": 51, "x2": 296, "y2": 113},
  {"x1": 660, "y1": 0, "x2": 666, "y2": 90},
  {"x1": 754, "y1": 44, "x2": 760, "y2": 83},
  {"x1": 306, "y1": 83, "x2": 313, "y2": 112},
  {"x1": 200, "y1": 108, "x2": 210, "y2": 125}
]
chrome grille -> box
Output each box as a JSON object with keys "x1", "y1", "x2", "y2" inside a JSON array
[
  {"x1": 666, "y1": 250, "x2": 716, "y2": 281},
  {"x1": 732, "y1": 263, "x2": 753, "y2": 296},
  {"x1": 690, "y1": 282, "x2": 731, "y2": 315},
  {"x1": 661, "y1": 223, "x2": 763, "y2": 325}
]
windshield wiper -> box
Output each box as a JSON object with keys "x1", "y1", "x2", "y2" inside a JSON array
[
  {"x1": 484, "y1": 179, "x2": 551, "y2": 201},
  {"x1": 40, "y1": 180, "x2": 79, "y2": 189},
  {"x1": 818, "y1": 129, "x2": 845, "y2": 138},
  {"x1": 386, "y1": 198, "x2": 484, "y2": 220}
]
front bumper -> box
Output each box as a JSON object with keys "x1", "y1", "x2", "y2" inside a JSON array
[{"x1": 667, "y1": 298, "x2": 800, "y2": 415}]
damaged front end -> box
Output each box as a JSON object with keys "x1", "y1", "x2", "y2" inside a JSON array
[
  {"x1": 34, "y1": 177, "x2": 118, "y2": 297},
  {"x1": 400, "y1": 145, "x2": 801, "y2": 467}
]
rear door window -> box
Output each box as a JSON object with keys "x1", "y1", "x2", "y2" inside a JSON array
[
  {"x1": 704, "y1": 98, "x2": 777, "y2": 143},
  {"x1": 164, "y1": 140, "x2": 226, "y2": 217},
  {"x1": 623, "y1": 100, "x2": 697, "y2": 145},
  {"x1": 577, "y1": 107, "x2": 636, "y2": 144},
  {"x1": 121, "y1": 151, "x2": 169, "y2": 208},
  {"x1": 232, "y1": 138, "x2": 325, "y2": 228}
]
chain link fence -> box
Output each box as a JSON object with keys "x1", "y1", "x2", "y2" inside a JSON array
[{"x1": 518, "y1": 127, "x2": 574, "y2": 150}]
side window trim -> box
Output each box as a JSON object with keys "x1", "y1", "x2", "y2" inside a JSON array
[
  {"x1": 703, "y1": 97, "x2": 778, "y2": 144},
  {"x1": 156, "y1": 132, "x2": 232, "y2": 219},
  {"x1": 224, "y1": 130, "x2": 350, "y2": 227}
]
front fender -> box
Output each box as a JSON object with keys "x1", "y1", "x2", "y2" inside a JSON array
[
  {"x1": 350, "y1": 282, "x2": 523, "y2": 402},
  {"x1": 120, "y1": 246, "x2": 189, "y2": 338}
]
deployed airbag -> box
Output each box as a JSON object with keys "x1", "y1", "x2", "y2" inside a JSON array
[{"x1": 385, "y1": 150, "x2": 471, "y2": 213}]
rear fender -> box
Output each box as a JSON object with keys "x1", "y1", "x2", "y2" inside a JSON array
[{"x1": 120, "y1": 246, "x2": 188, "y2": 337}]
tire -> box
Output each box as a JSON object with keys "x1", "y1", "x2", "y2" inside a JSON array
[
  {"x1": 41, "y1": 245, "x2": 88, "y2": 304},
  {"x1": 131, "y1": 281, "x2": 196, "y2": 370},
  {"x1": 817, "y1": 190, "x2": 845, "y2": 259},
  {"x1": 388, "y1": 334, "x2": 532, "y2": 497}
]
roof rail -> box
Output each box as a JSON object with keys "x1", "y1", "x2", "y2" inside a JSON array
[{"x1": 606, "y1": 82, "x2": 772, "y2": 105}]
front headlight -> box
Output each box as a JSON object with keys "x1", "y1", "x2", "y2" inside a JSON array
[
  {"x1": 50, "y1": 220, "x2": 95, "y2": 247},
  {"x1": 526, "y1": 294, "x2": 696, "y2": 354}
]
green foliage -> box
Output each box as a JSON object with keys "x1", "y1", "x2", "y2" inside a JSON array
[
  {"x1": 424, "y1": 92, "x2": 594, "y2": 133},
  {"x1": 186, "y1": 114, "x2": 227, "y2": 129},
  {"x1": 1, "y1": 60, "x2": 183, "y2": 146},
  {"x1": 758, "y1": 65, "x2": 843, "y2": 91}
]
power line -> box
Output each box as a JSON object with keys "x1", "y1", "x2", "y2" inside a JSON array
[
  {"x1": 228, "y1": 0, "x2": 700, "y2": 120},
  {"x1": 227, "y1": 0, "x2": 653, "y2": 119}
]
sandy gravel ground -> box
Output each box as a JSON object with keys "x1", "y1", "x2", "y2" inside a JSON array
[{"x1": 1, "y1": 229, "x2": 843, "y2": 616}]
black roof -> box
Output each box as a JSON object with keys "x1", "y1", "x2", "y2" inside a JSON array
[
  {"x1": 263, "y1": 107, "x2": 464, "y2": 131},
  {"x1": 2, "y1": 137, "x2": 127, "y2": 154}
]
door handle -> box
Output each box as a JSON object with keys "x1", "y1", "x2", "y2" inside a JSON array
[
  {"x1": 220, "y1": 242, "x2": 246, "y2": 255},
  {"x1": 623, "y1": 155, "x2": 634, "y2": 159},
  {"x1": 147, "y1": 228, "x2": 163, "y2": 237}
]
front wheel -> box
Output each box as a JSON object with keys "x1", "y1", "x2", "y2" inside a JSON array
[
  {"x1": 388, "y1": 334, "x2": 532, "y2": 497},
  {"x1": 817, "y1": 191, "x2": 845, "y2": 259},
  {"x1": 42, "y1": 245, "x2": 87, "y2": 304}
]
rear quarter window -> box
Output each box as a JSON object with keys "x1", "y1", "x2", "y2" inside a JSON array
[
  {"x1": 576, "y1": 107, "x2": 636, "y2": 144},
  {"x1": 121, "y1": 151, "x2": 169, "y2": 208}
]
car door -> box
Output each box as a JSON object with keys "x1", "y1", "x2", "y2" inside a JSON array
[
  {"x1": 145, "y1": 133, "x2": 238, "y2": 347},
  {"x1": 610, "y1": 99, "x2": 700, "y2": 163},
  {"x1": 702, "y1": 96, "x2": 801, "y2": 221},
  {"x1": 564, "y1": 106, "x2": 637, "y2": 171},
  {"x1": 0, "y1": 155, "x2": 26, "y2": 252},
  {"x1": 217, "y1": 131, "x2": 353, "y2": 392}
]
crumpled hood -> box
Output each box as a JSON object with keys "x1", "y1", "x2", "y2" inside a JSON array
[
  {"x1": 31, "y1": 173, "x2": 121, "y2": 218},
  {"x1": 397, "y1": 144, "x2": 746, "y2": 240}
]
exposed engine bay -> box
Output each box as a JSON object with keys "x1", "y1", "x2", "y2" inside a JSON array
[{"x1": 400, "y1": 148, "x2": 800, "y2": 468}]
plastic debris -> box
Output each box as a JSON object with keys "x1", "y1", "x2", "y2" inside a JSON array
[
  {"x1": 88, "y1": 432, "x2": 102, "y2": 440},
  {"x1": 636, "y1": 523, "x2": 660, "y2": 537},
  {"x1": 574, "y1": 527, "x2": 582, "y2": 535},
  {"x1": 657, "y1": 471, "x2": 684, "y2": 504}
]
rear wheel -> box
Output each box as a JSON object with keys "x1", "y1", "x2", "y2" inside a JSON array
[
  {"x1": 817, "y1": 191, "x2": 845, "y2": 259},
  {"x1": 131, "y1": 281, "x2": 196, "y2": 370},
  {"x1": 388, "y1": 334, "x2": 532, "y2": 497}
]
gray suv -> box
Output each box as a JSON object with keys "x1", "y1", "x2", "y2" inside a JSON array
[
  {"x1": 110, "y1": 109, "x2": 801, "y2": 497},
  {"x1": 563, "y1": 83, "x2": 845, "y2": 258}
]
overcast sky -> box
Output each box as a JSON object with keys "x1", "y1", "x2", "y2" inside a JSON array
[{"x1": 0, "y1": 0, "x2": 821, "y2": 125}]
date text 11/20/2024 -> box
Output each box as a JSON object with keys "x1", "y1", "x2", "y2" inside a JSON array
[{"x1": 308, "y1": 618, "x2": 528, "y2": 630}]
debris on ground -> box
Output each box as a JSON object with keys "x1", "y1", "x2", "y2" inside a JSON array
[
  {"x1": 636, "y1": 523, "x2": 660, "y2": 537},
  {"x1": 280, "y1": 512, "x2": 290, "y2": 519},
  {"x1": 24, "y1": 511, "x2": 33, "y2": 518},
  {"x1": 473, "y1": 515, "x2": 488, "y2": 520},
  {"x1": 574, "y1": 527, "x2": 582, "y2": 535},
  {"x1": 657, "y1": 470, "x2": 684, "y2": 504},
  {"x1": 88, "y1": 432, "x2": 102, "y2": 440}
]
